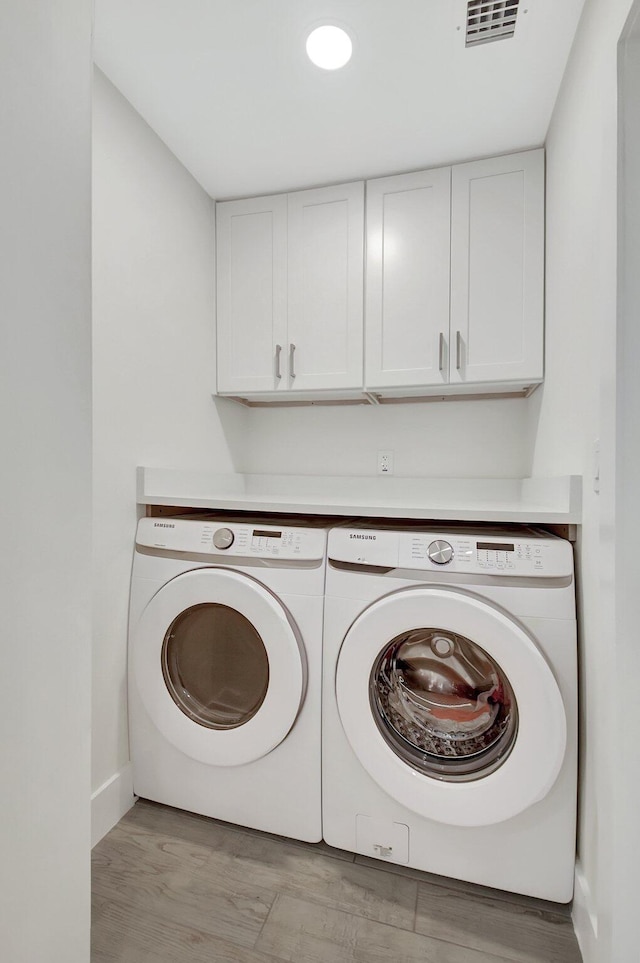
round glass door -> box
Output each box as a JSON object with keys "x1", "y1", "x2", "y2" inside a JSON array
[
  {"x1": 162, "y1": 603, "x2": 269, "y2": 730},
  {"x1": 335, "y1": 586, "x2": 568, "y2": 826},
  {"x1": 133, "y1": 567, "x2": 305, "y2": 766},
  {"x1": 370, "y1": 628, "x2": 518, "y2": 781}
]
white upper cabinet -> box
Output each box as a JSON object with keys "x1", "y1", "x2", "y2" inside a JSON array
[
  {"x1": 364, "y1": 148, "x2": 544, "y2": 396},
  {"x1": 450, "y1": 150, "x2": 544, "y2": 386},
  {"x1": 216, "y1": 194, "x2": 287, "y2": 394},
  {"x1": 287, "y1": 182, "x2": 364, "y2": 391},
  {"x1": 216, "y1": 150, "x2": 544, "y2": 403},
  {"x1": 365, "y1": 168, "x2": 451, "y2": 389},
  {"x1": 216, "y1": 182, "x2": 364, "y2": 397}
]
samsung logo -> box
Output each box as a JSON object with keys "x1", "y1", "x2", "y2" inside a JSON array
[
  {"x1": 349, "y1": 533, "x2": 376, "y2": 540},
  {"x1": 153, "y1": 522, "x2": 175, "y2": 528}
]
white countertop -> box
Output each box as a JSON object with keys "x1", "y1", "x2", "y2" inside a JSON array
[{"x1": 137, "y1": 468, "x2": 582, "y2": 524}]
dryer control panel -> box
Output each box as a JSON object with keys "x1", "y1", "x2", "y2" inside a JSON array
[
  {"x1": 329, "y1": 527, "x2": 573, "y2": 578},
  {"x1": 137, "y1": 517, "x2": 326, "y2": 561}
]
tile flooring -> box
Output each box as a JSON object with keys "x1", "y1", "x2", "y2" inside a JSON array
[{"x1": 91, "y1": 800, "x2": 582, "y2": 962}]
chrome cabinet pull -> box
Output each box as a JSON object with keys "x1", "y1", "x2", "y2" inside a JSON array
[
  {"x1": 289, "y1": 343, "x2": 296, "y2": 379},
  {"x1": 438, "y1": 332, "x2": 445, "y2": 372},
  {"x1": 456, "y1": 330, "x2": 463, "y2": 371},
  {"x1": 275, "y1": 343, "x2": 282, "y2": 380}
]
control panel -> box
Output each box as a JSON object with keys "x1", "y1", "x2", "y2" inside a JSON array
[
  {"x1": 398, "y1": 533, "x2": 565, "y2": 575},
  {"x1": 328, "y1": 527, "x2": 573, "y2": 578},
  {"x1": 136, "y1": 517, "x2": 326, "y2": 561}
]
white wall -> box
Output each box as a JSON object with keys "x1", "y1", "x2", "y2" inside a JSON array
[
  {"x1": 530, "y1": 0, "x2": 635, "y2": 959},
  {"x1": 612, "y1": 10, "x2": 640, "y2": 961},
  {"x1": 92, "y1": 70, "x2": 241, "y2": 838},
  {"x1": 239, "y1": 398, "x2": 533, "y2": 478},
  {"x1": 0, "y1": 3, "x2": 92, "y2": 961}
]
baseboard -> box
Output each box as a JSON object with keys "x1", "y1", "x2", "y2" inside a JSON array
[
  {"x1": 572, "y1": 860, "x2": 600, "y2": 962},
  {"x1": 91, "y1": 763, "x2": 136, "y2": 848}
]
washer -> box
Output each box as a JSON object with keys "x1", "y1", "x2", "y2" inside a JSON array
[
  {"x1": 128, "y1": 513, "x2": 331, "y2": 842},
  {"x1": 322, "y1": 522, "x2": 577, "y2": 901}
]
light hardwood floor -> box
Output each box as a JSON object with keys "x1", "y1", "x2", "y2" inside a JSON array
[{"x1": 92, "y1": 800, "x2": 582, "y2": 963}]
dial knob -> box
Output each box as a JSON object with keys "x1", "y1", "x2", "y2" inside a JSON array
[
  {"x1": 213, "y1": 527, "x2": 234, "y2": 550},
  {"x1": 427, "y1": 539, "x2": 453, "y2": 565}
]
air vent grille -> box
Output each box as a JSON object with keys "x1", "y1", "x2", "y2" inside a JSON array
[{"x1": 466, "y1": 0, "x2": 520, "y2": 47}]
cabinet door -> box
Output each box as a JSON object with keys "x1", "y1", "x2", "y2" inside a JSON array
[
  {"x1": 287, "y1": 182, "x2": 364, "y2": 390},
  {"x1": 216, "y1": 194, "x2": 287, "y2": 394},
  {"x1": 365, "y1": 168, "x2": 451, "y2": 389},
  {"x1": 450, "y1": 150, "x2": 544, "y2": 385}
]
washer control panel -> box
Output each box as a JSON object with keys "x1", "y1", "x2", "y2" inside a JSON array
[
  {"x1": 399, "y1": 533, "x2": 570, "y2": 576},
  {"x1": 137, "y1": 517, "x2": 326, "y2": 561},
  {"x1": 329, "y1": 527, "x2": 573, "y2": 578}
]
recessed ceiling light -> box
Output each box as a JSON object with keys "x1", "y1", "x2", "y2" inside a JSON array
[{"x1": 306, "y1": 25, "x2": 353, "y2": 70}]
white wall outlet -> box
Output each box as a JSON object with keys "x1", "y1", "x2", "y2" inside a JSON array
[{"x1": 377, "y1": 450, "x2": 394, "y2": 475}]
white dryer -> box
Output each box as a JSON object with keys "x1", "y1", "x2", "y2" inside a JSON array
[
  {"x1": 128, "y1": 514, "x2": 330, "y2": 842},
  {"x1": 322, "y1": 522, "x2": 577, "y2": 901}
]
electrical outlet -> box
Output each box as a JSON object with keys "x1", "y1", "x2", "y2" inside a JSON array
[{"x1": 377, "y1": 450, "x2": 394, "y2": 475}]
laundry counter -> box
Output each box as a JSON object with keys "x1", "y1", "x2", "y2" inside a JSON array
[{"x1": 137, "y1": 468, "x2": 582, "y2": 526}]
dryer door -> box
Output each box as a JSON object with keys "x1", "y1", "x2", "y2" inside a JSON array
[
  {"x1": 335, "y1": 586, "x2": 567, "y2": 827},
  {"x1": 133, "y1": 568, "x2": 305, "y2": 766}
]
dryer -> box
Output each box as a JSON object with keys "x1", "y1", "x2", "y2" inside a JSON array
[
  {"x1": 128, "y1": 514, "x2": 330, "y2": 842},
  {"x1": 322, "y1": 522, "x2": 577, "y2": 901}
]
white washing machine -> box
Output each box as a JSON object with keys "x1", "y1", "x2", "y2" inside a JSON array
[
  {"x1": 322, "y1": 522, "x2": 577, "y2": 901},
  {"x1": 128, "y1": 513, "x2": 331, "y2": 842}
]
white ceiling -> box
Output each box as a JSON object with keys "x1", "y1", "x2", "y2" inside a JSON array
[{"x1": 94, "y1": 0, "x2": 586, "y2": 200}]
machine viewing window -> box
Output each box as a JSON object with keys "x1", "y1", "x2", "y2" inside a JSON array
[
  {"x1": 162, "y1": 603, "x2": 269, "y2": 730},
  {"x1": 370, "y1": 628, "x2": 518, "y2": 782},
  {"x1": 476, "y1": 542, "x2": 515, "y2": 552}
]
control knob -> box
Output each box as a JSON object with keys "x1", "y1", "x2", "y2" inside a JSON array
[
  {"x1": 213, "y1": 527, "x2": 235, "y2": 550},
  {"x1": 427, "y1": 539, "x2": 453, "y2": 565}
]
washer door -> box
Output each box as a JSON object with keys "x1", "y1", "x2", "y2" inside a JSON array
[
  {"x1": 133, "y1": 568, "x2": 305, "y2": 766},
  {"x1": 335, "y1": 586, "x2": 567, "y2": 827}
]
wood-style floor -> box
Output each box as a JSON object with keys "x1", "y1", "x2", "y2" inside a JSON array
[{"x1": 92, "y1": 800, "x2": 582, "y2": 963}]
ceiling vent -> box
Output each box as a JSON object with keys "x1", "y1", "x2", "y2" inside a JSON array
[{"x1": 465, "y1": 0, "x2": 520, "y2": 47}]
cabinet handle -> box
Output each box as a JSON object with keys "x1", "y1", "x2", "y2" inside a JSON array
[
  {"x1": 289, "y1": 343, "x2": 296, "y2": 379},
  {"x1": 275, "y1": 344, "x2": 282, "y2": 380},
  {"x1": 456, "y1": 331, "x2": 463, "y2": 371},
  {"x1": 438, "y1": 332, "x2": 445, "y2": 372}
]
